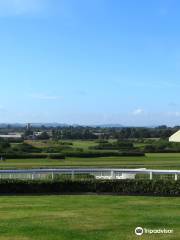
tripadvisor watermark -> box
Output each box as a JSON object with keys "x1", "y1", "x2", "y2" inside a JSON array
[{"x1": 135, "y1": 227, "x2": 174, "y2": 236}]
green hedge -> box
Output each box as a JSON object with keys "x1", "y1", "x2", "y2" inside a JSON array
[
  {"x1": 117, "y1": 151, "x2": 145, "y2": 157},
  {"x1": 0, "y1": 179, "x2": 179, "y2": 196},
  {"x1": 0, "y1": 153, "x2": 47, "y2": 159},
  {"x1": 62, "y1": 151, "x2": 145, "y2": 158},
  {"x1": 0, "y1": 153, "x2": 65, "y2": 159},
  {"x1": 47, "y1": 154, "x2": 65, "y2": 159},
  {"x1": 143, "y1": 141, "x2": 180, "y2": 153},
  {"x1": 91, "y1": 141, "x2": 134, "y2": 150},
  {"x1": 0, "y1": 151, "x2": 144, "y2": 159}
]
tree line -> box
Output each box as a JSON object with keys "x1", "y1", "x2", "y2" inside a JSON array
[{"x1": 0, "y1": 125, "x2": 179, "y2": 140}]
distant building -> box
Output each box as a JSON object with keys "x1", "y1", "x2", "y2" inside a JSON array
[
  {"x1": 25, "y1": 131, "x2": 51, "y2": 140},
  {"x1": 169, "y1": 130, "x2": 180, "y2": 142},
  {"x1": 27, "y1": 123, "x2": 31, "y2": 130},
  {"x1": 0, "y1": 133, "x2": 22, "y2": 139},
  {"x1": 24, "y1": 132, "x2": 42, "y2": 141}
]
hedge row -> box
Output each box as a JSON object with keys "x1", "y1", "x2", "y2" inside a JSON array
[
  {"x1": 143, "y1": 141, "x2": 180, "y2": 153},
  {"x1": 0, "y1": 151, "x2": 144, "y2": 159},
  {"x1": 0, "y1": 153, "x2": 65, "y2": 159},
  {"x1": 47, "y1": 154, "x2": 65, "y2": 159},
  {"x1": 90, "y1": 142, "x2": 134, "y2": 150},
  {"x1": 62, "y1": 151, "x2": 145, "y2": 158},
  {"x1": 0, "y1": 179, "x2": 179, "y2": 196},
  {"x1": 117, "y1": 151, "x2": 145, "y2": 157}
]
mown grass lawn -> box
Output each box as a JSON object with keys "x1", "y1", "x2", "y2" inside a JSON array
[
  {"x1": 0, "y1": 195, "x2": 179, "y2": 240},
  {"x1": 0, "y1": 153, "x2": 180, "y2": 169}
]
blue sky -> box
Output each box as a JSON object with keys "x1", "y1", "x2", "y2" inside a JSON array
[{"x1": 0, "y1": 0, "x2": 180, "y2": 126}]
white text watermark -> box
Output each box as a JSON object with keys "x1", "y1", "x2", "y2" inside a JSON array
[{"x1": 135, "y1": 227, "x2": 174, "y2": 236}]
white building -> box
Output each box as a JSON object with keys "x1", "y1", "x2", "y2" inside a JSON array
[
  {"x1": 169, "y1": 130, "x2": 180, "y2": 142},
  {"x1": 0, "y1": 133, "x2": 22, "y2": 139}
]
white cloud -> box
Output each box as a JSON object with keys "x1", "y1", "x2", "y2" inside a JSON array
[
  {"x1": 0, "y1": 0, "x2": 46, "y2": 16},
  {"x1": 132, "y1": 108, "x2": 144, "y2": 116},
  {"x1": 30, "y1": 93, "x2": 62, "y2": 100}
]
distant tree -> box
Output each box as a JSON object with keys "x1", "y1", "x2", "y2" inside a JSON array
[
  {"x1": 37, "y1": 132, "x2": 50, "y2": 140},
  {"x1": 24, "y1": 129, "x2": 33, "y2": 137},
  {"x1": 12, "y1": 143, "x2": 41, "y2": 153}
]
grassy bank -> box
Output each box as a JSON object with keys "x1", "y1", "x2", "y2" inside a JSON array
[
  {"x1": 0, "y1": 153, "x2": 180, "y2": 169},
  {"x1": 0, "y1": 195, "x2": 179, "y2": 240}
]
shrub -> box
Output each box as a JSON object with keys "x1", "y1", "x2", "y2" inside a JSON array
[
  {"x1": 91, "y1": 140, "x2": 134, "y2": 150},
  {"x1": 0, "y1": 153, "x2": 48, "y2": 159},
  {"x1": 95, "y1": 140, "x2": 109, "y2": 144},
  {"x1": 0, "y1": 179, "x2": 179, "y2": 196},
  {"x1": 144, "y1": 140, "x2": 180, "y2": 153},
  {"x1": 59, "y1": 141, "x2": 73, "y2": 145},
  {"x1": 43, "y1": 146, "x2": 73, "y2": 153},
  {"x1": 62, "y1": 151, "x2": 144, "y2": 158},
  {"x1": 48, "y1": 154, "x2": 65, "y2": 159},
  {"x1": 12, "y1": 143, "x2": 41, "y2": 153}
]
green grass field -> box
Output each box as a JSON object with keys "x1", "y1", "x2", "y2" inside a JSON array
[
  {"x1": 25, "y1": 140, "x2": 98, "y2": 150},
  {"x1": 0, "y1": 153, "x2": 180, "y2": 169},
  {"x1": 7, "y1": 140, "x2": 179, "y2": 170},
  {"x1": 0, "y1": 140, "x2": 179, "y2": 239},
  {"x1": 0, "y1": 195, "x2": 178, "y2": 240}
]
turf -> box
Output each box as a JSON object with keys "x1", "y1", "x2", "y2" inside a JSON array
[
  {"x1": 25, "y1": 140, "x2": 98, "y2": 150},
  {"x1": 0, "y1": 195, "x2": 178, "y2": 240},
  {"x1": 0, "y1": 153, "x2": 180, "y2": 169}
]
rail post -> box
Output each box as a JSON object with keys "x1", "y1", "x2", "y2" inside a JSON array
[
  {"x1": 175, "y1": 173, "x2": 178, "y2": 181},
  {"x1": 32, "y1": 173, "x2": 34, "y2": 180},
  {"x1": 149, "y1": 171, "x2": 153, "y2": 180},
  {"x1": 52, "y1": 172, "x2": 54, "y2": 180},
  {"x1": 111, "y1": 170, "x2": 114, "y2": 179},
  {"x1": 71, "y1": 170, "x2": 74, "y2": 180}
]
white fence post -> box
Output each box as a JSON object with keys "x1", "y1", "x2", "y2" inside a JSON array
[
  {"x1": 150, "y1": 172, "x2": 153, "y2": 180},
  {"x1": 111, "y1": 170, "x2": 114, "y2": 179},
  {"x1": 71, "y1": 170, "x2": 74, "y2": 180},
  {"x1": 32, "y1": 173, "x2": 34, "y2": 180},
  {"x1": 175, "y1": 174, "x2": 178, "y2": 181}
]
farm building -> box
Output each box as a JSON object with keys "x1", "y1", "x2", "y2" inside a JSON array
[{"x1": 169, "y1": 130, "x2": 180, "y2": 142}]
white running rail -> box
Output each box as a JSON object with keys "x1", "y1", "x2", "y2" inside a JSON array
[{"x1": 0, "y1": 168, "x2": 179, "y2": 180}]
